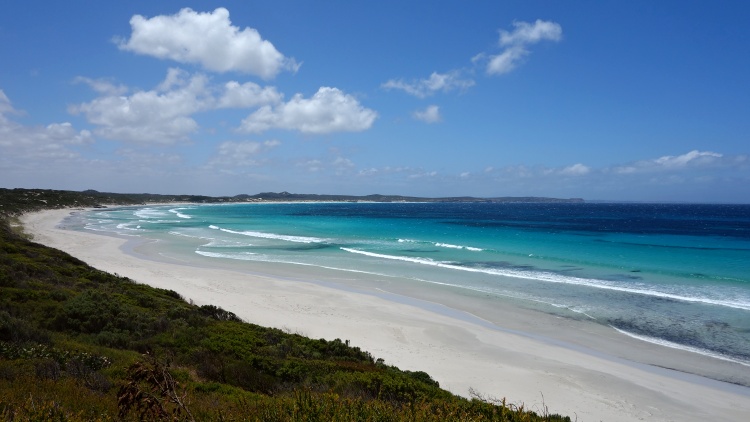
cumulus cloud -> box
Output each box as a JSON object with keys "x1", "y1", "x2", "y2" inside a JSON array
[
  {"x1": 0, "y1": 90, "x2": 93, "y2": 169},
  {"x1": 70, "y1": 69, "x2": 210, "y2": 144},
  {"x1": 218, "y1": 81, "x2": 283, "y2": 108},
  {"x1": 499, "y1": 20, "x2": 563, "y2": 46},
  {"x1": 413, "y1": 105, "x2": 441, "y2": 123},
  {"x1": 73, "y1": 77, "x2": 128, "y2": 96},
  {"x1": 382, "y1": 71, "x2": 475, "y2": 98},
  {"x1": 70, "y1": 69, "x2": 284, "y2": 144},
  {"x1": 117, "y1": 7, "x2": 299, "y2": 79},
  {"x1": 480, "y1": 19, "x2": 562, "y2": 75},
  {"x1": 239, "y1": 87, "x2": 377, "y2": 134}
]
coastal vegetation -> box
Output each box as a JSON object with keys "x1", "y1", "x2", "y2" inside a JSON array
[
  {"x1": 0, "y1": 188, "x2": 572, "y2": 421},
  {"x1": 0, "y1": 187, "x2": 583, "y2": 215}
]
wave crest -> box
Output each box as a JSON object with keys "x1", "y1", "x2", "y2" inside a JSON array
[
  {"x1": 340, "y1": 248, "x2": 750, "y2": 311},
  {"x1": 209, "y1": 225, "x2": 326, "y2": 243}
]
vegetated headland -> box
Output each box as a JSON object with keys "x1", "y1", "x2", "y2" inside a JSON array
[
  {"x1": 0, "y1": 188, "x2": 572, "y2": 421},
  {"x1": 0, "y1": 188, "x2": 584, "y2": 215}
]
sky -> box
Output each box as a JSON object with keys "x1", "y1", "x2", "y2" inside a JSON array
[{"x1": 1, "y1": 1, "x2": 749, "y2": 202}]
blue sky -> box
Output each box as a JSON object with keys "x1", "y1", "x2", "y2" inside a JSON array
[{"x1": 1, "y1": 1, "x2": 749, "y2": 202}]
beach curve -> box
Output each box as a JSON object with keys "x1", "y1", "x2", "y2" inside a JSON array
[{"x1": 21, "y1": 207, "x2": 750, "y2": 422}]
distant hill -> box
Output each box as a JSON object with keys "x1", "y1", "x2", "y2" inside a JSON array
[{"x1": 0, "y1": 188, "x2": 583, "y2": 216}]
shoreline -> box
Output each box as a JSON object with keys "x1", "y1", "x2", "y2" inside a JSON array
[{"x1": 21, "y1": 208, "x2": 750, "y2": 422}]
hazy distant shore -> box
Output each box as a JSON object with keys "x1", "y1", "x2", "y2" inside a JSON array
[{"x1": 21, "y1": 207, "x2": 750, "y2": 422}]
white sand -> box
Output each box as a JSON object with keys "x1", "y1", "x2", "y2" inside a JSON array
[{"x1": 21, "y1": 208, "x2": 750, "y2": 422}]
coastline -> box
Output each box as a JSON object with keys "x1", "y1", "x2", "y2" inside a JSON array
[{"x1": 21, "y1": 208, "x2": 750, "y2": 422}]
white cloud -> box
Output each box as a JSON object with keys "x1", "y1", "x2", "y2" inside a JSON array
[
  {"x1": 382, "y1": 71, "x2": 475, "y2": 98},
  {"x1": 499, "y1": 20, "x2": 563, "y2": 46},
  {"x1": 207, "y1": 139, "x2": 280, "y2": 168},
  {"x1": 483, "y1": 20, "x2": 562, "y2": 75},
  {"x1": 239, "y1": 87, "x2": 377, "y2": 134},
  {"x1": 613, "y1": 150, "x2": 726, "y2": 174},
  {"x1": 70, "y1": 69, "x2": 284, "y2": 144},
  {"x1": 73, "y1": 77, "x2": 128, "y2": 96},
  {"x1": 351, "y1": 165, "x2": 443, "y2": 181},
  {"x1": 218, "y1": 81, "x2": 283, "y2": 108},
  {"x1": 292, "y1": 156, "x2": 356, "y2": 174},
  {"x1": 654, "y1": 150, "x2": 722, "y2": 167},
  {"x1": 413, "y1": 105, "x2": 441, "y2": 123},
  {"x1": 465, "y1": 150, "x2": 748, "y2": 200},
  {"x1": 0, "y1": 90, "x2": 92, "y2": 169},
  {"x1": 408, "y1": 170, "x2": 438, "y2": 179},
  {"x1": 117, "y1": 148, "x2": 183, "y2": 166},
  {"x1": 333, "y1": 156, "x2": 355, "y2": 168},
  {"x1": 117, "y1": 7, "x2": 299, "y2": 79},
  {"x1": 0, "y1": 90, "x2": 11, "y2": 113},
  {"x1": 560, "y1": 163, "x2": 590, "y2": 176},
  {"x1": 331, "y1": 156, "x2": 356, "y2": 175},
  {"x1": 300, "y1": 159, "x2": 323, "y2": 172},
  {"x1": 70, "y1": 69, "x2": 210, "y2": 144},
  {"x1": 480, "y1": 151, "x2": 737, "y2": 182},
  {"x1": 486, "y1": 46, "x2": 528, "y2": 75}
]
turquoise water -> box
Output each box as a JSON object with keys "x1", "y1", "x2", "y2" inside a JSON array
[{"x1": 72, "y1": 202, "x2": 750, "y2": 365}]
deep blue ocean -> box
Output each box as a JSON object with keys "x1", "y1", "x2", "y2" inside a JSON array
[{"x1": 76, "y1": 202, "x2": 750, "y2": 366}]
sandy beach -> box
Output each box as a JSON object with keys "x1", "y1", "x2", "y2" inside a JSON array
[{"x1": 21, "y1": 208, "x2": 750, "y2": 422}]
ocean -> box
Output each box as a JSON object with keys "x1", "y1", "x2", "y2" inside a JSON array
[{"x1": 69, "y1": 202, "x2": 750, "y2": 368}]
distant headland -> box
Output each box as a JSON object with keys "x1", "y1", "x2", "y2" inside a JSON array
[{"x1": 0, "y1": 188, "x2": 584, "y2": 215}]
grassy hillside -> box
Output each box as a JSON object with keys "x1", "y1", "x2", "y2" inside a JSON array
[{"x1": 0, "y1": 189, "x2": 571, "y2": 421}]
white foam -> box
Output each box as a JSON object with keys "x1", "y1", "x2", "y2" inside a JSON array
[
  {"x1": 209, "y1": 225, "x2": 326, "y2": 244},
  {"x1": 134, "y1": 208, "x2": 169, "y2": 219},
  {"x1": 202, "y1": 239, "x2": 254, "y2": 248},
  {"x1": 435, "y1": 242, "x2": 484, "y2": 252},
  {"x1": 83, "y1": 225, "x2": 140, "y2": 237},
  {"x1": 167, "y1": 231, "x2": 212, "y2": 240},
  {"x1": 435, "y1": 242, "x2": 462, "y2": 249},
  {"x1": 169, "y1": 208, "x2": 193, "y2": 219},
  {"x1": 116, "y1": 223, "x2": 142, "y2": 232},
  {"x1": 611, "y1": 326, "x2": 750, "y2": 367},
  {"x1": 196, "y1": 250, "x2": 257, "y2": 259},
  {"x1": 340, "y1": 248, "x2": 750, "y2": 311}
]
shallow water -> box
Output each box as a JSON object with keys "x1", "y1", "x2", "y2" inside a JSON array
[{"x1": 72, "y1": 202, "x2": 750, "y2": 366}]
